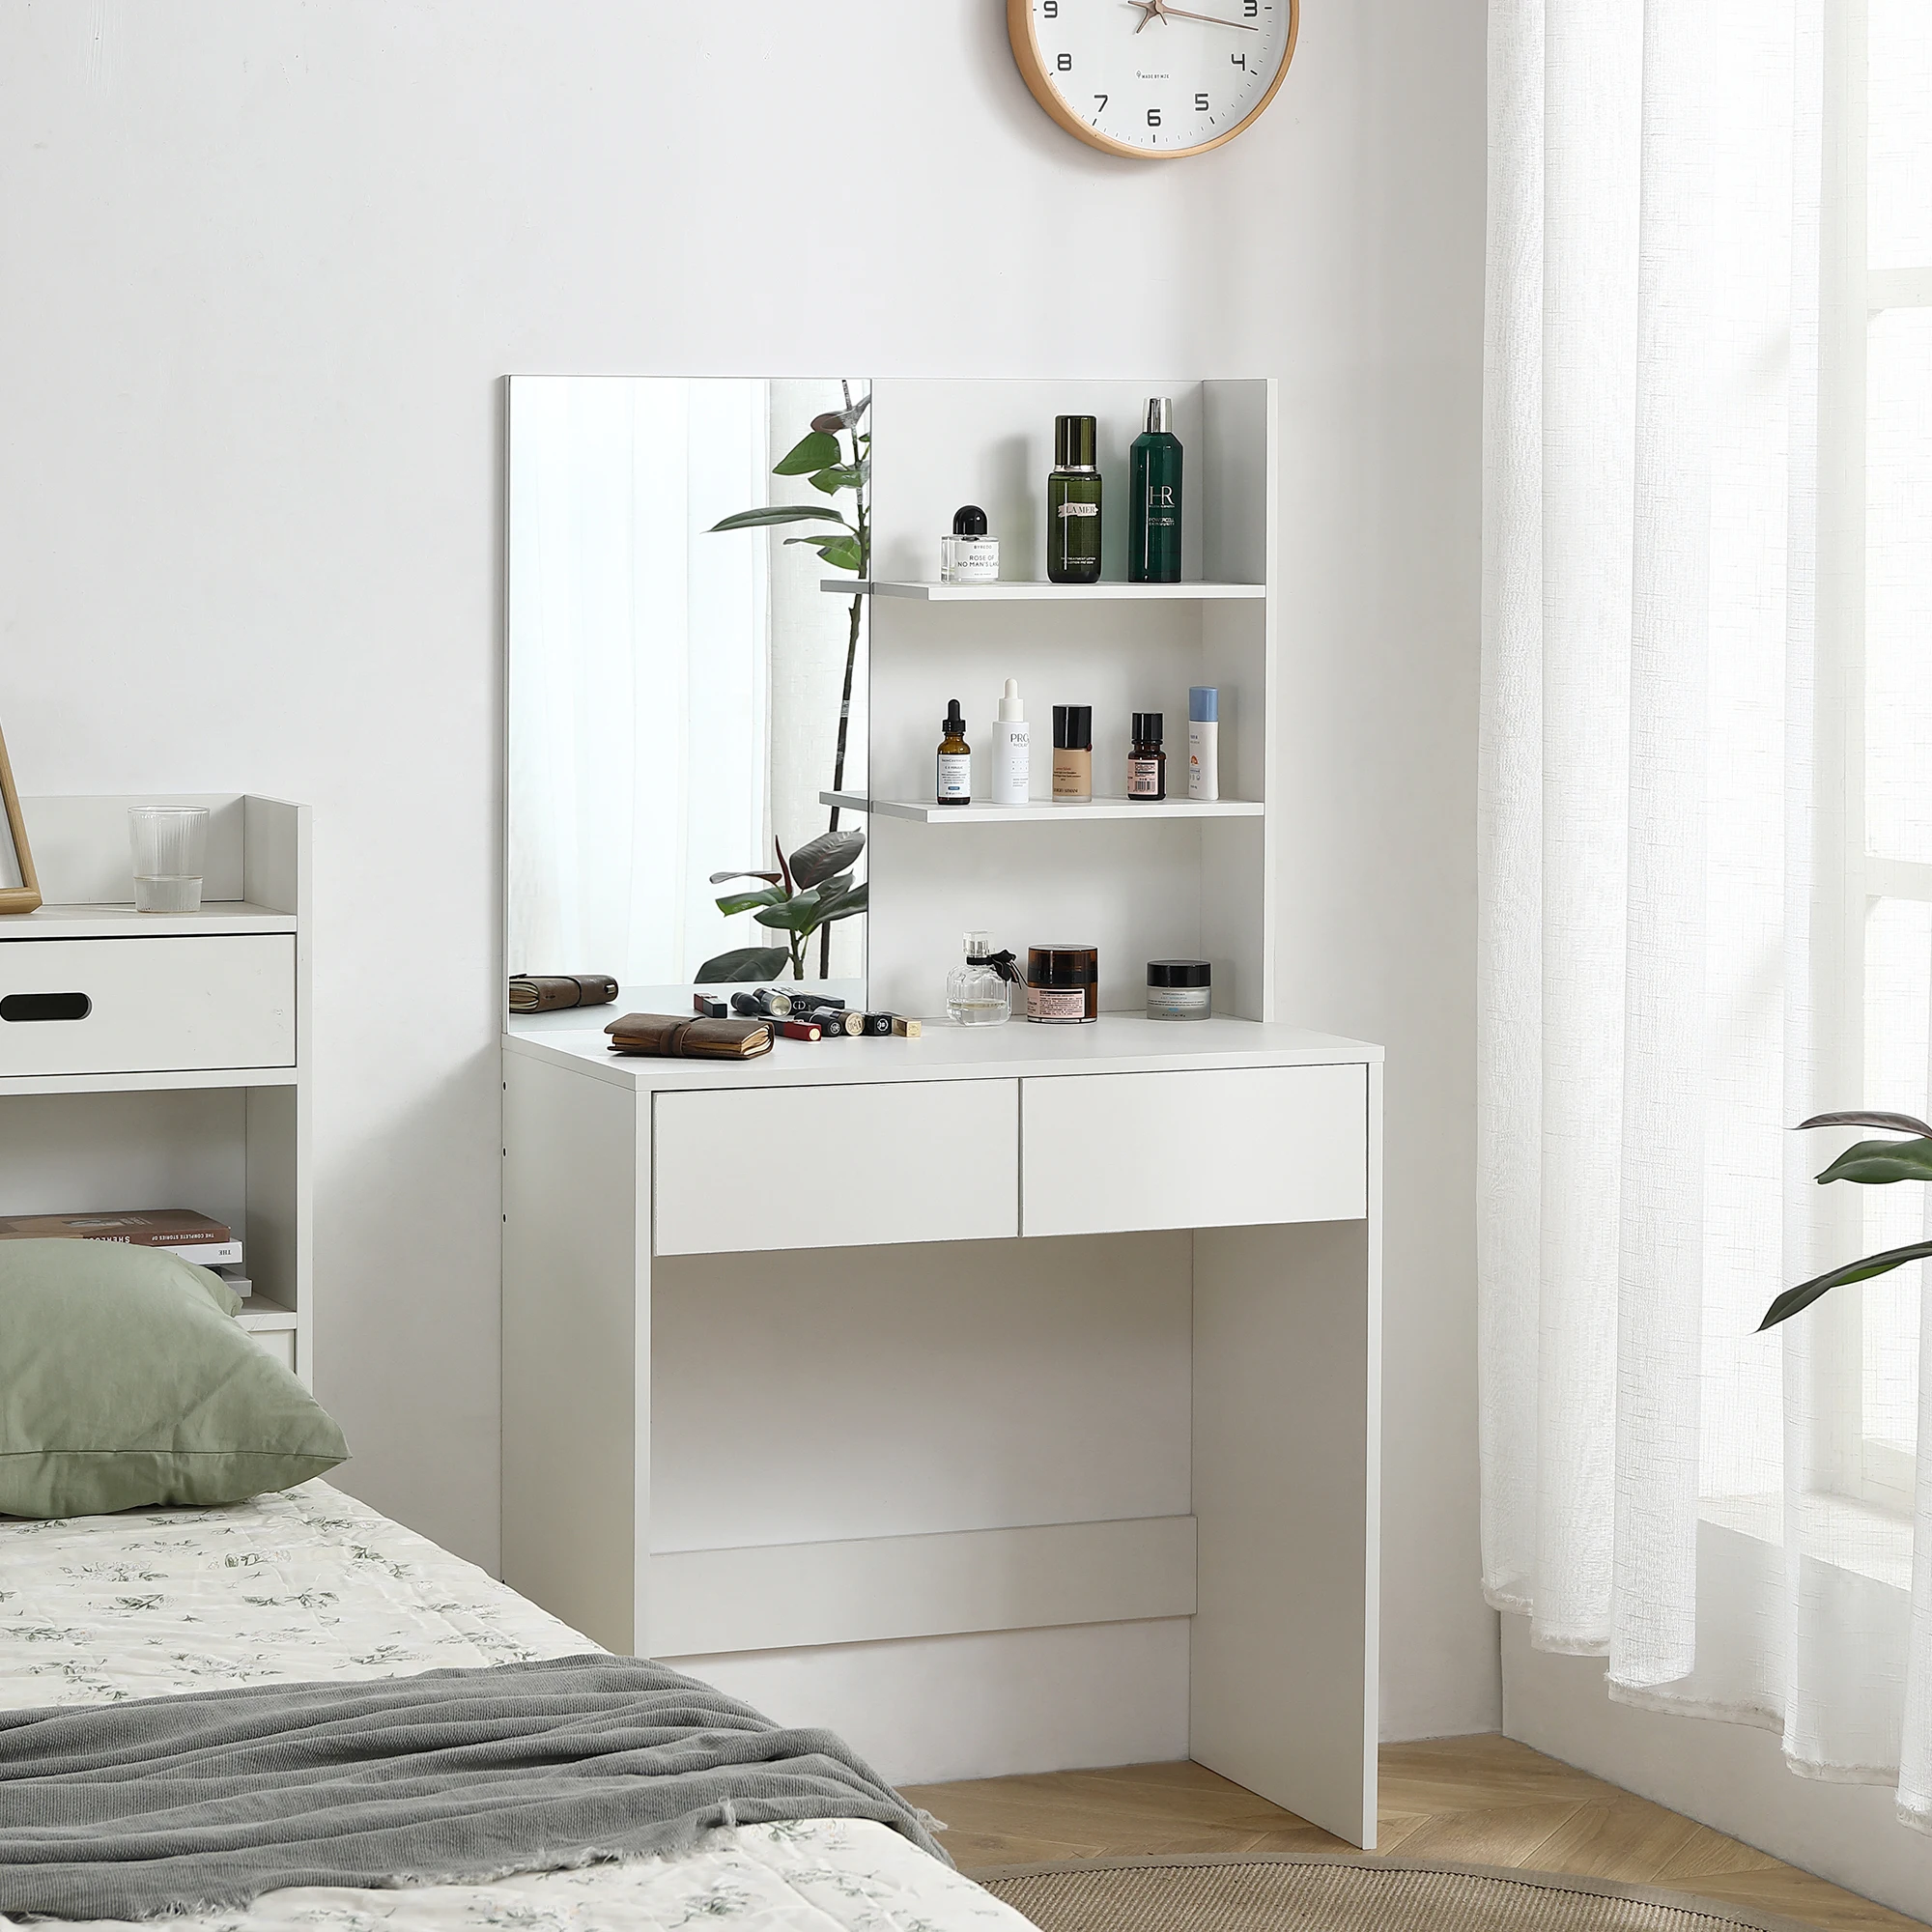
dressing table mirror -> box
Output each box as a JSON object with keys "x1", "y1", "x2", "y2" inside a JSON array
[{"x1": 506, "y1": 376, "x2": 870, "y2": 1012}]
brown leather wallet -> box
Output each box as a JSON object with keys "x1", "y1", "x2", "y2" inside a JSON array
[
  {"x1": 509, "y1": 974, "x2": 620, "y2": 1014},
  {"x1": 605, "y1": 1012, "x2": 773, "y2": 1060}
]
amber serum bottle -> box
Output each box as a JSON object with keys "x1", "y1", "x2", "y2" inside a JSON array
[
  {"x1": 1047, "y1": 414, "x2": 1102, "y2": 583},
  {"x1": 936, "y1": 699, "x2": 971, "y2": 806}
]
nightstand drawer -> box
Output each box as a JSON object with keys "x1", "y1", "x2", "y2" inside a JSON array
[
  {"x1": 653, "y1": 1080, "x2": 1019, "y2": 1255},
  {"x1": 0, "y1": 935, "x2": 296, "y2": 1076},
  {"x1": 1020, "y1": 1063, "x2": 1369, "y2": 1237}
]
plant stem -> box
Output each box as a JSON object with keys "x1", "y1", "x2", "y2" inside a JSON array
[{"x1": 818, "y1": 384, "x2": 869, "y2": 979}]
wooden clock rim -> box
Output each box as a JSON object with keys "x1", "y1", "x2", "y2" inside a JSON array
[{"x1": 1007, "y1": 0, "x2": 1299, "y2": 160}]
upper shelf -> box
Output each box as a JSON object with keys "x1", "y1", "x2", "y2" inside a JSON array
[
  {"x1": 0, "y1": 901, "x2": 298, "y2": 940},
  {"x1": 821, "y1": 791, "x2": 1264, "y2": 825},
  {"x1": 822, "y1": 579, "x2": 1265, "y2": 603}
]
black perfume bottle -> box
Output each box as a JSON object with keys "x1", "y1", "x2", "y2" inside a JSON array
[
  {"x1": 1047, "y1": 414, "x2": 1102, "y2": 583},
  {"x1": 1129, "y1": 397, "x2": 1183, "y2": 582}
]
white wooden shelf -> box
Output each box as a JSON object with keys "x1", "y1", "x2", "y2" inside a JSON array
[
  {"x1": 824, "y1": 578, "x2": 1265, "y2": 603},
  {"x1": 0, "y1": 902, "x2": 298, "y2": 939},
  {"x1": 236, "y1": 1293, "x2": 298, "y2": 1331},
  {"x1": 820, "y1": 790, "x2": 1264, "y2": 824}
]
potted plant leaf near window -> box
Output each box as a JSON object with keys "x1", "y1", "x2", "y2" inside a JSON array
[
  {"x1": 696, "y1": 386, "x2": 869, "y2": 984},
  {"x1": 1759, "y1": 1110, "x2": 1932, "y2": 1329}
]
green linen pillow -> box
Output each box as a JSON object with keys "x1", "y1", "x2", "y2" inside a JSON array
[{"x1": 0, "y1": 1238, "x2": 347, "y2": 1518}]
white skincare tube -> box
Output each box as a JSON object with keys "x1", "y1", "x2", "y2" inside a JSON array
[
  {"x1": 993, "y1": 678, "x2": 1031, "y2": 805},
  {"x1": 1187, "y1": 686, "x2": 1219, "y2": 802}
]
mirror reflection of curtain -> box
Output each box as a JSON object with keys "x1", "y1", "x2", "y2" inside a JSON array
[{"x1": 508, "y1": 379, "x2": 772, "y2": 984}]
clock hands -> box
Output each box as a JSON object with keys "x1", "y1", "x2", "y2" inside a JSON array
[{"x1": 1128, "y1": 0, "x2": 1260, "y2": 27}]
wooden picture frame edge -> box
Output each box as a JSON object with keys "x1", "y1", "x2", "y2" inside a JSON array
[{"x1": 0, "y1": 717, "x2": 42, "y2": 915}]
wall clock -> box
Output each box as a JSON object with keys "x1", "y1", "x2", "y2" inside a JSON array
[{"x1": 1008, "y1": 0, "x2": 1297, "y2": 159}]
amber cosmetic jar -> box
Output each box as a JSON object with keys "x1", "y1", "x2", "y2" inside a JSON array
[{"x1": 1026, "y1": 944, "x2": 1099, "y2": 1023}]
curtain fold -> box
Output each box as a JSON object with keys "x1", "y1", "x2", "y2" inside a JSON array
[{"x1": 1480, "y1": 0, "x2": 1932, "y2": 1830}]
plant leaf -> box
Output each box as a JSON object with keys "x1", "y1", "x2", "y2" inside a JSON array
[
  {"x1": 773, "y1": 431, "x2": 841, "y2": 476},
  {"x1": 810, "y1": 396, "x2": 870, "y2": 433},
  {"x1": 707, "y1": 868, "x2": 783, "y2": 886},
  {"x1": 1798, "y1": 1109, "x2": 1932, "y2": 1138},
  {"x1": 788, "y1": 828, "x2": 866, "y2": 889},
  {"x1": 710, "y1": 505, "x2": 850, "y2": 533},
  {"x1": 815, "y1": 880, "x2": 868, "y2": 923},
  {"x1": 1759, "y1": 1239, "x2": 1932, "y2": 1330},
  {"x1": 754, "y1": 890, "x2": 824, "y2": 934},
  {"x1": 786, "y1": 534, "x2": 863, "y2": 573},
  {"x1": 808, "y1": 462, "x2": 868, "y2": 497},
  {"x1": 1814, "y1": 1137, "x2": 1932, "y2": 1185},
  {"x1": 715, "y1": 887, "x2": 786, "y2": 917},
  {"x1": 693, "y1": 945, "x2": 791, "y2": 983}
]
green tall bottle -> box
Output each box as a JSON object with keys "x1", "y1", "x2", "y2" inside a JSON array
[
  {"x1": 1129, "y1": 397, "x2": 1183, "y2": 582},
  {"x1": 1047, "y1": 413, "x2": 1102, "y2": 583}
]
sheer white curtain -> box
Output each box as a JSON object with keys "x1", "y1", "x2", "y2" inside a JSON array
[{"x1": 1480, "y1": 0, "x2": 1932, "y2": 1827}]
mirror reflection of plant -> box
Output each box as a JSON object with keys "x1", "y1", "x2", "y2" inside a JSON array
[
  {"x1": 1757, "y1": 1110, "x2": 1932, "y2": 1330},
  {"x1": 710, "y1": 384, "x2": 870, "y2": 977},
  {"x1": 695, "y1": 829, "x2": 868, "y2": 984}
]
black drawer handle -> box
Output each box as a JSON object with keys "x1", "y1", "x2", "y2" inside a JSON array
[{"x1": 0, "y1": 992, "x2": 94, "y2": 1022}]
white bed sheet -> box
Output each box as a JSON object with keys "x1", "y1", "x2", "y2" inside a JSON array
[{"x1": 0, "y1": 1481, "x2": 1025, "y2": 1932}]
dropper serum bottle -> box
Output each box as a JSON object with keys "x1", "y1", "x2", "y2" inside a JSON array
[
  {"x1": 1047, "y1": 414, "x2": 1102, "y2": 583},
  {"x1": 936, "y1": 699, "x2": 971, "y2": 806}
]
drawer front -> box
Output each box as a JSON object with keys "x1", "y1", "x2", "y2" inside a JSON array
[
  {"x1": 655, "y1": 1080, "x2": 1018, "y2": 1256},
  {"x1": 0, "y1": 936, "x2": 296, "y2": 1076},
  {"x1": 1021, "y1": 1064, "x2": 1369, "y2": 1238},
  {"x1": 246, "y1": 1326, "x2": 297, "y2": 1373}
]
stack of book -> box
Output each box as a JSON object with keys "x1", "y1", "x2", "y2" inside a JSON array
[{"x1": 0, "y1": 1208, "x2": 242, "y2": 1269}]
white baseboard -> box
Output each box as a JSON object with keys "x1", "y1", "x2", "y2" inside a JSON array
[{"x1": 1502, "y1": 1612, "x2": 1932, "y2": 1924}]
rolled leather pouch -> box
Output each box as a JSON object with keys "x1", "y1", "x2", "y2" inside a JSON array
[
  {"x1": 509, "y1": 974, "x2": 620, "y2": 1014},
  {"x1": 605, "y1": 1012, "x2": 773, "y2": 1060}
]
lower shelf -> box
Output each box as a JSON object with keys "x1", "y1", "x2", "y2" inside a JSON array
[
  {"x1": 651, "y1": 1515, "x2": 1197, "y2": 1658},
  {"x1": 235, "y1": 1293, "x2": 297, "y2": 1331},
  {"x1": 821, "y1": 790, "x2": 1263, "y2": 824}
]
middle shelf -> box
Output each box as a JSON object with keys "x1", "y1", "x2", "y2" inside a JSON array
[{"x1": 820, "y1": 790, "x2": 1264, "y2": 824}]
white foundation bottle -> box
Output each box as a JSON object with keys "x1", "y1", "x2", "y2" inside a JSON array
[
  {"x1": 1187, "y1": 685, "x2": 1219, "y2": 802},
  {"x1": 992, "y1": 679, "x2": 1031, "y2": 806}
]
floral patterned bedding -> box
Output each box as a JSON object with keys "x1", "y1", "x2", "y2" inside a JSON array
[{"x1": 0, "y1": 1481, "x2": 1026, "y2": 1932}]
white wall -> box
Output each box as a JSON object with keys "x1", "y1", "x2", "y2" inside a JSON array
[{"x1": 0, "y1": 0, "x2": 1491, "y2": 1741}]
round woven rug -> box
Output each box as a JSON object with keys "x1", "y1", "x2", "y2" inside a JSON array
[{"x1": 970, "y1": 1855, "x2": 1818, "y2": 1932}]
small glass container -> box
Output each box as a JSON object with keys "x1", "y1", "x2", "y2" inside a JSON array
[
  {"x1": 128, "y1": 805, "x2": 210, "y2": 913},
  {"x1": 1027, "y1": 943, "x2": 1099, "y2": 1024},
  {"x1": 947, "y1": 930, "x2": 1012, "y2": 1026},
  {"x1": 940, "y1": 505, "x2": 1000, "y2": 583},
  {"x1": 1147, "y1": 958, "x2": 1211, "y2": 1021},
  {"x1": 1126, "y1": 712, "x2": 1166, "y2": 801}
]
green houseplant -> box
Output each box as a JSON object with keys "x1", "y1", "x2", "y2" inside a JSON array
[
  {"x1": 1759, "y1": 1110, "x2": 1932, "y2": 1330},
  {"x1": 696, "y1": 829, "x2": 867, "y2": 985},
  {"x1": 700, "y1": 386, "x2": 870, "y2": 982}
]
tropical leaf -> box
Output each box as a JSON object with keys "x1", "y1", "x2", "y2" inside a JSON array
[
  {"x1": 808, "y1": 461, "x2": 868, "y2": 497},
  {"x1": 773, "y1": 431, "x2": 841, "y2": 475},
  {"x1": 707, "y1": 868, "x2": 783, "y2": 886},
  {"x1": 1799, "y1": 1109, "x2": 1932, "y2": 1138},
  {"x1": 694, "y1": 946, "x2": 791, "y2": 983},
  {"x1": 781, "y1": 533, "x2": 864, "y2": 573},
  {"x1": 714, "y1": 886, "x2": 786, "y2": 917},
  {"x1": 1814, "y1": 1137, "x2": 1932, "y2": 1186},
  {"x1": 789, "y1": 828, "x2": 866, "y2": 888},
  {"x1": 814, "y1": 880, "x2": 868, "y2": 923},
  {"x1": 810, "y1": 395, "x2": 870, "y2": 433},
  {"x1": 754, "y1": 891, "x2": 825, "y2": 934},
  {"x1": 1759, "y1": 1239, "x2": 1932, "y2": 1331},
  {"x1": 709, "y1": 505, "x2": 850, "y2": 533}
]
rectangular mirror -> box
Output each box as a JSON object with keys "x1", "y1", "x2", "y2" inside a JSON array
[{"x1": 506, "y1": 377, "x2": 869, "y2": 1011}]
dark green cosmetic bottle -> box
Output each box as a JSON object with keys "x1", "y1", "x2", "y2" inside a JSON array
[
  {"x1": 1129, "y1": 397, "x2": 1183, "y2": 582},
  {"x1": 1047, "y1": 414, "x2": 1102, "y2": 583}
]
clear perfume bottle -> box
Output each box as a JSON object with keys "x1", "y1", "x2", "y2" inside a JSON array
[{"x1": 947, "y1": 930, "x2": 1012, "y2": 1026}]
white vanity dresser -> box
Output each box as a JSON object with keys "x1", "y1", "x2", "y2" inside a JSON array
[{"x1": 500, "y1": 377, "x2": 1382, "y2": 1846}]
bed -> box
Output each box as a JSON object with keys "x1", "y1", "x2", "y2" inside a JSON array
[{"x1": 0, "y1": 1480, "x2": 1030, "y2": 1931}]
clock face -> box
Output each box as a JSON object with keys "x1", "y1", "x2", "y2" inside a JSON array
[{"x1": 1009, "y1": 0, "x2": 1297, "y2": 158}]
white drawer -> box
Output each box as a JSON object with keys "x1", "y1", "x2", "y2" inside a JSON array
[
  {"x1": 654, "y1": 1080, "x2": 1018, "y2": 1256},
  {"x1": 0, "y1": 935, "x2": 296, "y2": 1077},
  {"x1": 246, "y1": 1325, "x2": 297, "y2": 1373},
  {"x1": 1021, "y1": 1063, "x2": 1369, "y2": 1238}
]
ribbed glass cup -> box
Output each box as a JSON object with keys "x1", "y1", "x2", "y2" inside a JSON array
[{"x1": 128, "y1": 805, "x2": 209, "y2": 913}]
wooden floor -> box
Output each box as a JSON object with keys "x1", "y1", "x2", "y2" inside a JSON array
[{"x1": 901, "y1": 1737, "x2": 1924, "y2": 1932}]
